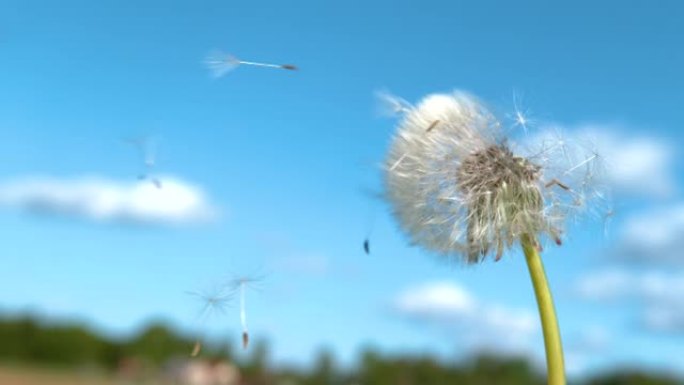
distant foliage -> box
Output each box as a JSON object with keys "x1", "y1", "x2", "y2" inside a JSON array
[
  {"x1": 0, "y1": 315, "x2": 205, "y2": 369},
  {"x1": 0, "y1": 315, "x2": 680, "y2": 385},
  {"x1": 587, "y1": 371, "x2": 682, "y2": 385}
]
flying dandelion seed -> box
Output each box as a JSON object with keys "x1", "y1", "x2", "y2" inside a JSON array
[
  {"x1": 186, "y1": 285, "x2": 235, "y2": 357},
  {"x1": 376, "y1": 89, "x2": 413, "y2": 117},
  {"x1": 204, "y1": 50, "x2": 298, "y2": 78},
  {"x1": 239, "y1": 281, "x2": 248, "y2": 348},
  {"x1": 508, "y1": 91, "x2": 534, "y2": 134},
  {"x1": 123, "y1": 136, "x2": 162, "y2": 189},
  {"x1": 225, "y1": 274, "x2": 265, "y2": 350},
  {"x1": 360, "y1": 184, "x2": 386, "y2": 256}
]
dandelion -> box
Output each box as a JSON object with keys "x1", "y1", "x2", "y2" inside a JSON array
[
  {"x1": 383, "y1": 91, "x2": 608, "y2": 385},
  {"x1": 204, "y1": 50, "x2": 298, "y2": 78}
]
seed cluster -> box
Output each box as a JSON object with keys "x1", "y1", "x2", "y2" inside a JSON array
[
  {"x1": 384, "y1": 92, "x2": 603, "y2": 263},
  {"x1": 457, "y1": 145, "x2": 546, "y2": 262}
]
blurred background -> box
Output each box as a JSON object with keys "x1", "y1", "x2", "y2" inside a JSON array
[{"x1": 1, "y1": 0, "x2": 683, "y2": 384}]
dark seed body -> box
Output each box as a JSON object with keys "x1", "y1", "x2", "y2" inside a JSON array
[{"x1": 242, "y1": 332, "x2": 249, "y2": 349}]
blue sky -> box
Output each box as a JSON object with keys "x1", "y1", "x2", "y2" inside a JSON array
[{"x1": 1, "y1": 0, "x2": 684, "y2": 379}]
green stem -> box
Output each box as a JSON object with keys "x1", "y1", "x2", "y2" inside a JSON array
[{"x1": 521, "y1": 235, "x2": 566, "y2": 385}]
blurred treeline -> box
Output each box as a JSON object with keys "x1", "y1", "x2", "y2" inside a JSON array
[{"x1": 0, "y1": 315, "x2": 680, "y2": 385}]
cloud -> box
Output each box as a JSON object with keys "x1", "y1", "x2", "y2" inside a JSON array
[
  {"x1": 585, "y1": 128, "x2": 675, "y2": 198},
  {"x1": 568, "y1": 326, "x2": 611, "y2": 353},
  {"x1": 393, "y1": 281, "x2": 538, "y2": 353},
  {"x1": 614, "y1": 204, "x2": 684, "y2": 265},
  {"x1": 564, "y1": 326, "x2": 612, "y2": 377},
  {"x1": 0, "y1": 175, "x2": 219, "y2": 225},
  {"x1": 519, "y1": 125, "x2": 676, "y2": 199},
  {"x1": 575, "y1": 269, "x2": 684, "y2": 333}
]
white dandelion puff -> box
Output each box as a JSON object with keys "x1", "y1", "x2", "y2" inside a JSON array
[
  {"x1": 384, "y1": 91, "x2": 608, "y2": 263},
  {"x1": 204, "y1": 50, "x2": 298, "y2": 78}
]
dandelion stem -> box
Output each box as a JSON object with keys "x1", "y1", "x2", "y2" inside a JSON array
[{"x1": 521, "y1": 234, "x2": 565, "y2": 385}]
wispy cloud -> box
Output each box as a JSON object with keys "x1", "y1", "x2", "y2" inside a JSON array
[
  {"x1": 590, "y1": 129, "x2": 675, "y2": 198},
  {"x1": 564, "y1": 326, "x2": 612, "y2": 377},
  {"x1": 614, "y1": 204, "x2": 684, "y2": 265},
  {"x1": 0, "y1": 175, "x2": 219, "y2": 225},
  {"x1": 575, "y1": 269, "x2": 684, "y2": 333},
  {"x1": 393, "y1": 281, "x2": 538, "y2": 353}
]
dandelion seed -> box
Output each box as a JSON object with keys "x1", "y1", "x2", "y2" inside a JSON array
[
  {"x1": 376, "y1": 89, "x2": 412, "y2": 117},
  {"x1": 205, "y1": 50, "x2": 297, "y2": 78},
  {"x1": 225, "y1": 274, "x2": 264, "y2": 350},
  {"x1": 186, "y1": 285, "x2": 235, "y2": 357},
  {"x1": 509, "y1": 91, "x2": 534, "y2": 134},
  {"x1": 123, "y1": 136, "x2": 162, "y2": 189},
  {"x1": 545, "y1": 178, "x2": 571, "y2": 191},
  {"x1": 239, "y1": 280, "x2": 247, "y2": 348},
  {"x1": 242, "y1": 331, "x2": 249, "y2": 350},
  {"x1": 563, "y1": 153, "x2": 597, "y2": 176},
  {"x1": 425, "y1": 120, "x2": 441, "y2": 132}
]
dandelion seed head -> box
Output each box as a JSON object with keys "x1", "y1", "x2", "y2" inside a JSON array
[{"x1": 384, "y1": 91, "x2": 608, "y2": 263}]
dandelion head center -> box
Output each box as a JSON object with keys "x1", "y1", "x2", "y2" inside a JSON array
[
  {"x1": 457, "y1": 144, "x2": 541, "y2": 195},
  {"x1": 455, "y1": 144, "x2": 547, "y2": 262}
]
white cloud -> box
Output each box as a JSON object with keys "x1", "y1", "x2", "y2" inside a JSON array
[
  {"x1": 0, "y1": 175, "x2": 219, "y2": 225},
  {"x1": 576, "y1": 269, "x2": 684, "y2": 305},
  {"x1": 615, "y1": 204, "x2": 684, "y2": 265},
  {"x1": 393, "y1": 281, "x2": 538, "y2": 353},
  {"x1": 575, "y1": 269, "x2": 635, "y2": 301},
  {"x1": 584, "y1": 128, "x2": 675, "y2": 198},
  {"x1": 395, "y1": 281, "x2": 476, "y2": 318},
  {"x1": 569, "y1": 326, "x2": 611, "y2": 353},
  {"x1": 575, "y1": 269, "x2": 684, "y2": 333},
  {"x1": 561, "y1": 327, "x2": 612, "y2": 376}
]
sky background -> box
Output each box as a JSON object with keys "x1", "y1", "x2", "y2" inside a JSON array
[{"x1": 1, "y1": 0, "x2": 684, "y2": 379}]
